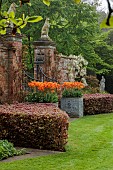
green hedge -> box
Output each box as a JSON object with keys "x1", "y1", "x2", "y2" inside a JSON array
[
  {"x1": 84, "y1": 94, "x2": 113, "y2": 115},
  {"x1": 0, "y1": 103, "x2": 69, "y2": 151}
]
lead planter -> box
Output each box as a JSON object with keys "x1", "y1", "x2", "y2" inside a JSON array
[{"x1": 61, "y1": 97, "x2": 83, "y2": 118}]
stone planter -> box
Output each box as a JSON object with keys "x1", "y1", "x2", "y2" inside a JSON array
[{"x1": 61, "y1": 97, "x2": 83, "y2": 118}]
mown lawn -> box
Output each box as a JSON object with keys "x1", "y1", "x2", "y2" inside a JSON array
[{"x1": 1, "y1": 113, "x2": 113, "y2": 170}]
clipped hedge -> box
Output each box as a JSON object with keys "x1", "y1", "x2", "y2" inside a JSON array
[
  {"x1": 0, "y1": 103, "x2": 69, "y2": 151},
  {"x1": 84, "y1": 93, "x2": 113, "y2": 115}
]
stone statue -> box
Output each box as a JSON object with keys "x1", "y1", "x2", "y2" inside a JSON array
[
  {"x1": 8, "y1": 3, "x2": 17, "y2": 28},
  {"x1": 41, "y1": 18, "x2": 50, "y2": 40},
  {"x1": 100, "y1": 76, "x2": 105, "y2": 92},
  {"x1": 81, "y1": 77, "x2": 88, "y2": 87}
]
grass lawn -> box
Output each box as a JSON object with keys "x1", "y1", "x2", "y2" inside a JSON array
[{"x1": 1, "y1": 113, "x2": 113, "y2": 170}]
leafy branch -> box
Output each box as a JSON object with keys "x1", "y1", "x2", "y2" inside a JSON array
[{"x1": 0, "y1": 0, "x2": 50, "y2": 35}]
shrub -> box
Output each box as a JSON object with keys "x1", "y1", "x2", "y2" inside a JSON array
[
  {"x1": 0, "y1": 140, "x2": 25, "y2": 160},
  {"x1": 84, "y1": 93, "x2": 113, "y2": 115},
  {"x1": 25, "y1": 91, "x2": 58, "y2": 103},
  {"x1": 81, "y1": 76, "x2": 100, "y2": 94},
  {"x1": 85, "y1": 75, "x2": 99, "y2": 88},
  {"x1": 82, "y1": 86, "x2": 100, "y2": 94},
  {"x1": 0, "y1": 103, "x2": 69, "y2": 151},
  {"x1": 62, "y1": 89, "x2": 83, "y2": 98}
]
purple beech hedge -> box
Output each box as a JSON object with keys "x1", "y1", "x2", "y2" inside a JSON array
[
  {"x1": 0, "y1": 103, "x2": 69, "y2": 151},
  {"x1": 84, "y1": 93, "x2": 113, "y2": 115}
]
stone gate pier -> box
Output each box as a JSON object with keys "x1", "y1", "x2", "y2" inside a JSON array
[
  {"x1": 0, "y1": 34, "x2": 22, "y2": 104},
  {"x1": 33, "y1": 38, "x2": 57, "y2": 81}
]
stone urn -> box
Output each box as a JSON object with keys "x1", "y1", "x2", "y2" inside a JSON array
[{"x1": 61, "y1": 97, "x2": 83, "y2": 118}]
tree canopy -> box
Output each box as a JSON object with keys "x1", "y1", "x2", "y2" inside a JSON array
[{"x1": 20, "y1": 0, "x2": 113, "y2": 74}]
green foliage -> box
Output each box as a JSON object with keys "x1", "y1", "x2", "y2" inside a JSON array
[
  {"x1": 0, "y1": 10, "x2": 43, "y2": 35},
  {"x1": 19, "y1": 0, "x2": 30, "y2": 5},
  {"x1": 81, "y1": 75, "x2": 100, "y2": 94},
  {"x1": 62, "y1": 89, "x2": 83, "y2": 98},
  {"x1": 74, "y1": 0, "x2": 81, "y2": 4},
  {"x1": 22, "y1": 42, "x2": 34, "y2": 71},
  {"x1": 26, "y1": 16, "x2": 43, "y2": 23},
  {"x1": 2, "y1": 0, "x2": 113, "y2": 75},
  {"x1": 25, "y1": 92, "x2": 43, "y2": 102},
  {"x1": 0, "y1": 140, "x2": 26, "y2": 160},
  {"x1": 85, "y1": 75, "x2": 99, "y2": 88},
  {"x1": 82, "y1": 86, "x2": 100, "y2": 94},
  {"x1": 43, "y1": 0, "x2": 50, "y2": 6},
  {"x1": 43, "y1": 92, "x2": 58, "y2": 103},
  {"x1": 0, "y1": 0, "x2": 45, "y2": 35},
  {"x1": 0, "y1": 103, "x2": 69, "y2": 151},
  {"x1": 25, "y1": 91, "x2": 58, "y2": 103},
  {"x1": 18, "y1": 0, "x2": 113, "y2": 74}
]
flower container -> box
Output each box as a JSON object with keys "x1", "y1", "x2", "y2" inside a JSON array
[
  {"x1": 60, "y1": 82, "x2": 84, "y2": 118},
  {"x1": 61, "y1": 97, "x2": 83, "y2": 118}
]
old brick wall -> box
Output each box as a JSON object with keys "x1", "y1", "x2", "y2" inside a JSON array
[
  {"x1": 33, "y1": 39, "x2": 87, "y2": 84},
  {"x1": 0, "y1": 45, "x2": 8, "y2": 103},
  {"x1": 0, "y1": 35, "x2": 22, "y2": 104}
]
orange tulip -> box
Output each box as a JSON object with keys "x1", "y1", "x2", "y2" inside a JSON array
[
  {"x1": 28, "y1": 81, "x2": 60, "y2": 92},
  {"x1": 62, "y1": 82, "x2": 85, "y2": 89},
  {"x1": 28, "y1": 81, "x2": 84, "y2": 93}
]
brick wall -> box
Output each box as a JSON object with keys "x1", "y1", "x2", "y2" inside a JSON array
[
  {"x1": 33, "y1": 39, "x2": 87, "y2": 84},
  {"x1": 0, "y1": 36, "x2": 87, "y2": 104},
  {"x1": 34, "y1": 40, "x2": 57, "y2": 81},
  {"x1": 0, "y1": 34, "x2": 22, "y2": 104}
]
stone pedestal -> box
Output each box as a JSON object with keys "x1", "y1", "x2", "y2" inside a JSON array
[
  {"x1": 61, "y1": 97, "x2": 83, "y2": 118},
  {"x1": 0, "y1": 34, "x2": 22, "y2": 104}
]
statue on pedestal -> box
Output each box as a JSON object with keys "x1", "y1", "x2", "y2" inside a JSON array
[
  {"x1": 41, "y1": 18, "x2": 51, "y2": 40},
  {"x1": 100, "y1": 76, "x2": 105, "y2": 92}
]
